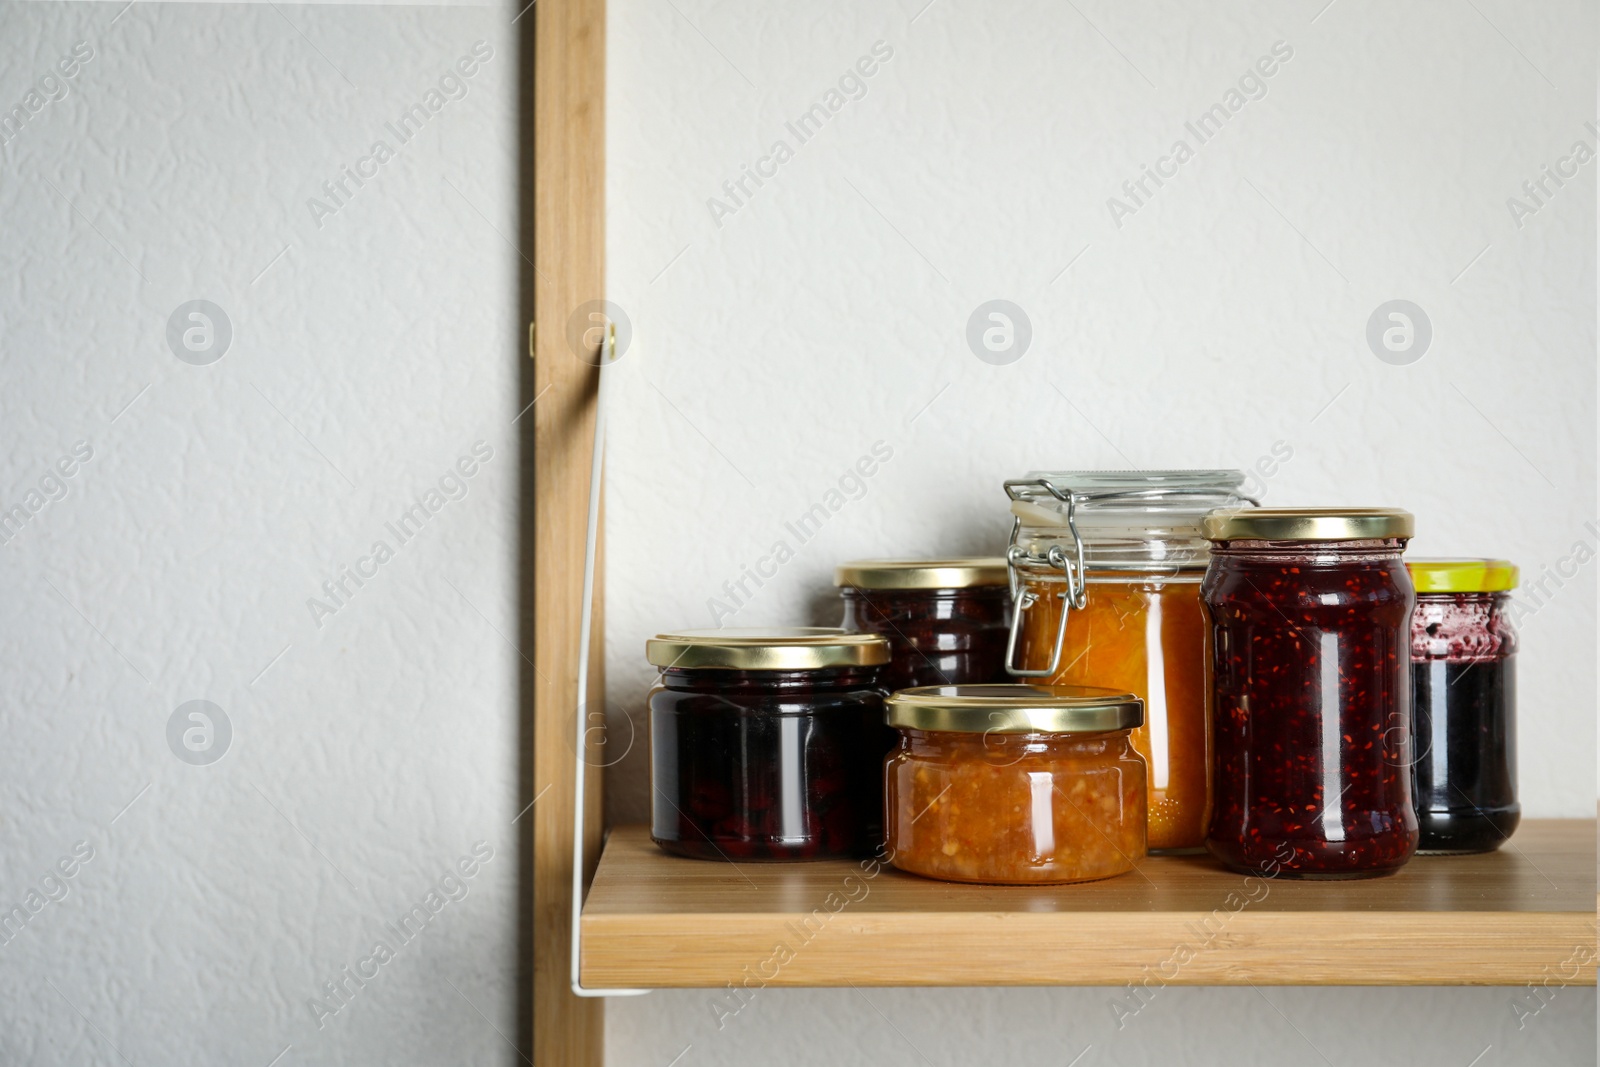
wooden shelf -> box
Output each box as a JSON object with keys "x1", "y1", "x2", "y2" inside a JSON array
[{"x1": 579, "y1": 820, "x2": 1596, "y2": 988}]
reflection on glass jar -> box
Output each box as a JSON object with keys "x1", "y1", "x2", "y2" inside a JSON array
[
  {"x1": 647, "y1": 628, "x2": 891, "y2": 861},
  {"x1": 1407, "y1": 559, "x2": 1520, "y2": 854},
  {"x1": 884, "y1": 684, "x2": 1146, "y2": 884},
  {"x1": 835, "y1": 558, "x2": 1012, "y2": 693},
  {"x1": 1003, "y1": 471, "x2": 1251, "y2": 852},
  {"x1": 1201, "y1": 508, "x2": 1419, "y2": 879}
]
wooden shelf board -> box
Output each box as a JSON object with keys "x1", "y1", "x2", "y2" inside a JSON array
[{"x1": 580, "y1": 820, "x2": 1596, "y2": 988}]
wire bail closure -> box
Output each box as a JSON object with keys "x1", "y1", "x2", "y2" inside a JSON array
[
  {"x1": 1003, "y1": 479, "x2": 1088, "y2": 677},
  {"x1": 1000, "y1": 474, "x2": 1261, "y2": 678}
]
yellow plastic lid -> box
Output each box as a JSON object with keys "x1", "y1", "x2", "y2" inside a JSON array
[{"x1": 1407, "y1": 558, "x2": 1518, "y2": 593}]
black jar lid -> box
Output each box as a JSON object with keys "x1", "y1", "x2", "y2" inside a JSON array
[
  {"x1": 834, "y1": 558, "x2": 1009, "y2": 590},
  {"x1": 645, "y1": 627, "x2": 890, "y2": 670},
  {"x1": 886, "y1": 684, "x2": 1142, "y2": 734},
  {"x1": 1202, "y1": 506, "x2": 1413, "y2": 542}
]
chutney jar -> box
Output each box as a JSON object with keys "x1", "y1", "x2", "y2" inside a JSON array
[
  {"x1": 1003, "y1": 470, "x2": 1251, "y2": 852},
  {"x1": 884, "y1": 684, "x2": 1147, "y2": 884},
  {"x1": 1201, "y1": 507, "x2": 1418, "y2": 878},
  {"x1": 835, "y1": 558, "x2": 1011, "y2": 693},
  {"x1": 647, "y1": 627, "x2": 892, "y2": 861}
]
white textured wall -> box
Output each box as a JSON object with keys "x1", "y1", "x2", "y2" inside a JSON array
[
  {"x1": 2, "y1": 0, "x2": 1593, "y2": 1065},
  {"x1": 604, "y1": 0, "x2": 1596, "y2": 1064},
  {"x1": 1, "y1": 3, "x2": 522, "y2": 1065}
]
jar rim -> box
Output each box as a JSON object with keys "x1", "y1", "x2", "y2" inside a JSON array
[
  {"x1": 886, "y1": 684, "x2": 1142, "y2": 734},
  {"x1": 1016, "y1": 469, "x2": 1247, "y2": 493},
  {"x1": 1202, "y1": 506, "x2": 1413, "y2": 542},
  {"x1": 835, "y1": 558, "x2": 1009, "y2": 590},
  {"x1": 1007, "y1": 469, "x2": 1252, "y2": 528},
  {"x1": 646, "y1": 627, "x2": 890, "y2": 670}
]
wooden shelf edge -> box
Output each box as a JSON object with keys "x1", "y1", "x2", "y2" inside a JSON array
[
  {"x1": 582, "y1": 910, "x2": 1595, "y2": 988},
  {"x1": 580, "y1": 821, "x2": 1597, "y2": 989}
]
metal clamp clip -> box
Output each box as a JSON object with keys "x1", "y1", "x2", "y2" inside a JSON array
[{"x1": 1003, "y1": 479, "x2": 1088, "y2": 678}]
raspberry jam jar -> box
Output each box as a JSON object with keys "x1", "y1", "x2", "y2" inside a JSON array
[
  {"x1": 1407, "y1": 559, "x2": 1520, "y2": 854},
  {"x1": 884, "y1": 685, "x2": 1146, "y2": 884},
  {"x1": 1200, "y1": 508, "x2": 1418, "y2": 879},
  {"x1": 1003, "y1": 471, "x2": 1252, "y2": 852},
  {"x1": 647, "y1": 628, "x2": 891, "y2": 861},
  {"x1": 835, "y1": 558, "x2": 1011, "y2": 693}
]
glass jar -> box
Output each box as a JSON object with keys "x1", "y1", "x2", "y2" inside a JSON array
[
  {"x1": 835, "y1": 558, "x2": 1012, "y2": 693},
  {"x1": 1003, "y1": 470, "x2": 1251, "y2": 852},
  {"x1": 884, "y1": 684, "x2": 1146, "y2": 884},
  {"x1": 647, "y1": 628, "x2": 891, "y2": 861},
  {"x1": 1201, "y1": 508, "x2": 1418, "y2": 878},
  {"x1": 1408, "y1": 559, "x2": 1520, "y2": 854}
]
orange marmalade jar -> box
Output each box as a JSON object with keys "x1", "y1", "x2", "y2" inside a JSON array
[
  {"x1": 1003, "y1": 471, "x2": 1252, "y2": 852},
  {"x1": 885, "y1": 685, "x2": 1146, "y2": 884}
]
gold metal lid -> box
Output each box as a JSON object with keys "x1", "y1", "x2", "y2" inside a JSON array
[
  {"x1": 834, "y1": 558, "x2": 1009, "y2": 590},
  {"x1": 645, "y1": 627, "x2": 890, "y2": 670},
  {"x1": 1408, "y1": 558, "x2": 1518, "y2": 593},
  {"x1": 885, "y1": 684, "x2": 1143, "y2": 734},
  {"x1": 1201, "y1": 507, "x2": 1414, "y2": 542}
]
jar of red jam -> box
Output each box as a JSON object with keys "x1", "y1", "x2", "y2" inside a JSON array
[
  {"x1": 1200, "y1": 508, "x2": 1418, "y2": 878},
  {"x1": 647, "y1": 628, "x2": 891, "y2": 861},
  {"x1": 1407, "y1": 558, "x2": 1520, "y2": 854},
  {"x1": 835, "y1": 558, "x2": 1011, "y2": 693},
  {"x1": 884, "y1": 684, "x2": 1146, "y2": 884}
]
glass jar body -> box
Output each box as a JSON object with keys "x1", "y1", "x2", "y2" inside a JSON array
[
  {"x1": 1202, "y1": 539, "x2": 1418, "y2": 878},
  {"x1": 839, "y1": 586, "x2": 1011, "y2": 693},
  {"x1": 650, "y1": 666, "x2": 890, "y2": 860},
  {"x1": 885, "y1": 727, "x2": 1147, "y2": 884},
  {"x1": 1411, "y1": 591, "x2": 1519, "y2": 853},
  {"x1": 1013, "y1": 571, "x2": 1209, "y2": 852}
]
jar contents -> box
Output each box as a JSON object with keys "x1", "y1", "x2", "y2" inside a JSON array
[
  {"x1": 647, "y1": 629, "x2": 891, "y2": 861},
  {"x1": 1014, "y1": 575, "x2": 1209, "y2": 851},
  {"x1": 1004, "y1": 471, "x2": 1250, "y2": 853},
  {"x1": 884, "y1": 685, "x2": 1146, "y2": 884},
  {"x1": 836, "y1": 559, "x2": 1012, "y2": 692},
  {"x1": 1408, "y1": 559, "x2": 1520, "y2": 854},
  {"x1": 1201, "y1": 508, "x2": 1419, "y2": 879}
]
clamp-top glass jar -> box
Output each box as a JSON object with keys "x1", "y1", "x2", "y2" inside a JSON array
[
  {"x1": 1003, "y1": 471, "x2": 1252, "y2": 851},
  {"x1": 1201, "y1": 508, "x2": 1418, "y2": 878},
  {"x1": 835, "y1": 558, "x2": 1012, "y2": 693}
]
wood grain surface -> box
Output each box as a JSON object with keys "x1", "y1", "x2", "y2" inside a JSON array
[
  {"x1": 581, "y1": 821, "x2": 1597, "y2": 988},
  {"x1": 531, "y1": 0, "x2": 607, "y2": 1062}
]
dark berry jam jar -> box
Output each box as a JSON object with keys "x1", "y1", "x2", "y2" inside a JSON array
[
  {"x1": 835, "y1": 559, "x2": 1011, "y2": 693},
  {"x1": 1407, "y1": 559, "x2": 1520, "y2": 854},
  {"x1": 647, "y1": 628, "x2": 891, "y2": 861},
  {"x1": 1200, "y1": 508, "x2": 1418, "y2": 879}
]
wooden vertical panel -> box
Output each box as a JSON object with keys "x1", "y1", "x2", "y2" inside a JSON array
[{"x1": 528, "y1": 0, "x2": 606, "y2": 1063}]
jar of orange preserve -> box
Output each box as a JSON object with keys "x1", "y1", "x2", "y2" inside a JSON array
[
  {"x1": 1002, "y1": 471, "x2": 1252, "y2": 852},
  {"x1": 884, "y1": 684, "x2": 1146, "y2": 884}
]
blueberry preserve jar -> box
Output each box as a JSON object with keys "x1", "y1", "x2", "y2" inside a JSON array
[
  {"x1": 1407, "y1": 559, "x2": 1520, "y2": 854},
  {"x1": 647, "y1": 628, "x2": 891, "y2": 861},
  {"x1": 835, "y1": 559, "x2": 1011, "y2": 693},
  {"x1": 1201, "y1": 508, "x2": 1418, "y2": 878}
]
